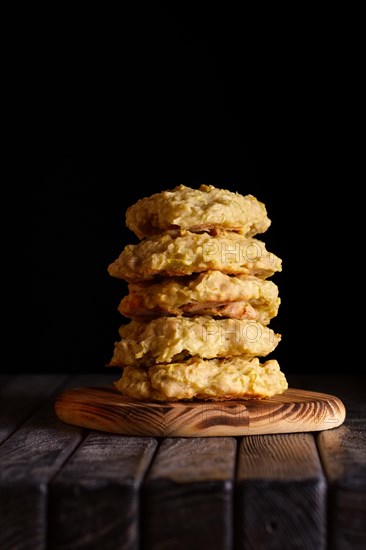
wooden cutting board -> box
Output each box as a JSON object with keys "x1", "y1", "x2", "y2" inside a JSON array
[{"x1": 55, "y1": 386, "x2": 346, "y2": 437}]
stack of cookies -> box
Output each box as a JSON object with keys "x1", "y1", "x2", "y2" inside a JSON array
[{"x1": 108, "y1": 185, "x2": 288, "y2": 401}]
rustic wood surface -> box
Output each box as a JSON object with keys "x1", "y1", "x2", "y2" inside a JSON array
[
  {"x1": 0, "y1": 396, "x2": 83, "y2": 549},
  {"x1": 143, "y1": 437, "x2": 236, "y2": 550},
  {"x1": 49, "y1": 434, "x2": 157, "y2": 550},
  {"x1": 237, "y1": 433, "x2": 326, "y2": 550},
  {"x1": 0, "y1": 374, "x2": 364, "y2": 550},
  {"x1": 0, "y1": 375, "x2": 68, "y2": 445},
  {"x1": 0, "y1": 375, "x2": 115, "y2": 550},
  {"x1": 317, "y1": 424, "x2": 366, "y2": 550},
  {"x1": 54, "y1": 386, "x2": 346, "y2": 437},
  {"x1": 290, "y1": 374, "x2": 366, "y2": 550}
]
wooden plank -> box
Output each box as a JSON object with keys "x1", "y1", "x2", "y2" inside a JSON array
[
  {"x1": 48, "y1": 434, "x2": 157, "y2": 550},
  {"x1": 236, "y1": 433, "x2": 326, "y2": 550},
  {"x1": 317, "y1": 423, "x2": 366, "y2": 549},
  {"x1": 291, "y1": 371, "x2": 366, "y2": 546},
  {"x1": 0, "y1": 374, "x2": 69, "y2": 445},
  {"x1": 0, "y1": 376, "x2": 87, "y2": 550},
  {"x1": 55, "y1": 386, "x2": 346, "y2": 437},
  {"x1": 142, "y1": 437, "x2": 236, "y2": 550}
]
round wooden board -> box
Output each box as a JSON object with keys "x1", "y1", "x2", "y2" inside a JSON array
[{"x1": 54, "y1": 386, "x2": 346, "y2": 437}]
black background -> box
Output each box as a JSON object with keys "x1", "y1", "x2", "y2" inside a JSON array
[{"x1": 30, "y1": 4, "x2": 362, "y2": 376}]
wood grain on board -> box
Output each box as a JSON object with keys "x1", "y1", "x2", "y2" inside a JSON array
[{"x1": 55, "y1": 386, "x2": 346, "y2": 437}]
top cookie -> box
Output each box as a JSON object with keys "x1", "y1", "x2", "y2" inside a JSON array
[{"x1": 126, "y1": 184, "x2": 271, "y2": 239}]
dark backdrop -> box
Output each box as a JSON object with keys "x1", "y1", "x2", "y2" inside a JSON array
[{"x1": 30, "y1": 4, "x2": 362, "y2": 375}]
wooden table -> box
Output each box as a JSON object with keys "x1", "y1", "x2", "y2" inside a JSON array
[{"x1": 0, "y1": 375, "x2": 365, "y2": 550}]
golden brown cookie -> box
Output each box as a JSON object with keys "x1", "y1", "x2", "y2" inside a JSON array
[
  {"x1": 119, "y1": 270, "x2": 280, "y2": 323},
  {"x1": 114, "y1": 357, "x2": 288, "y2": 401},
  {"x1": 108, "y1": 231, "x2": 281, "y2": 282},
  {"x1": 126, "y1": 184, "x2": 271, "y2": 239},
  {"x1": 109, "y1": 316, "x2": 281, "y2": 367}
]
